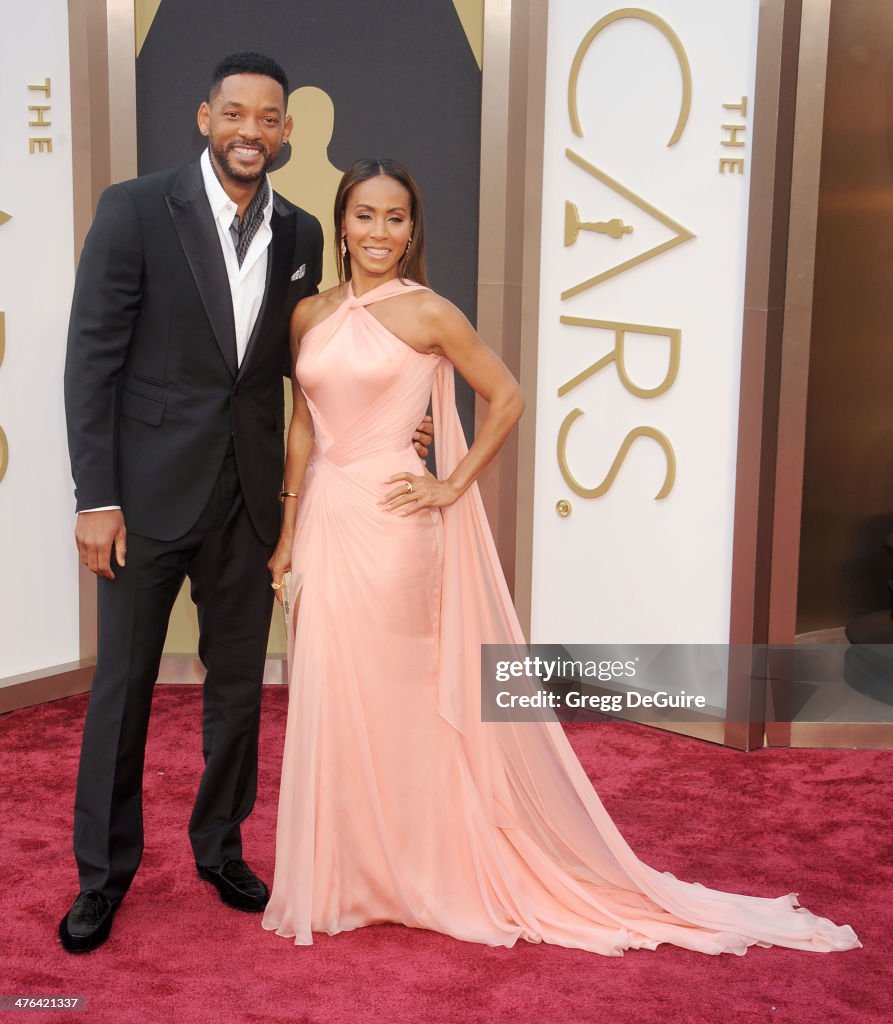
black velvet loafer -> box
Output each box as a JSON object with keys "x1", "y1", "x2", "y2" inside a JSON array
[
  {"x1": 59, "y1": 891, "x2": 121, "y2": 953},
  {"x1": 196, "y1": 859, "x2": 269, "y2": 912}
]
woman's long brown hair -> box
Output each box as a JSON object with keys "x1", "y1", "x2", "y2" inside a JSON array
[{"x1": 334, "y1": 158, "x2": 428, "y2": 287}]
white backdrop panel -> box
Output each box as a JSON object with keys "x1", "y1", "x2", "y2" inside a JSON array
[
  {"x1": 531, "y1": 1, "x2": 759, "y2": 645},
  {"x1": 0, "y1": 0, "x2": 80, "y2": 680}
]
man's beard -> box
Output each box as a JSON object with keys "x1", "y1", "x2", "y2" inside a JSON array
[{"x1": 210, "y1": 138, "x2": 274, "y2": 184}]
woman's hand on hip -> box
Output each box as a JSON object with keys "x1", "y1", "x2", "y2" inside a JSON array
[{"x1": 381, "y1": 472, "x2": 459, "y2": 515}]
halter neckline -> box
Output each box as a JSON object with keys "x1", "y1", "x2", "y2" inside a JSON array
[{"x1": 347, "y1": 278, "x2": 427, "y2": 308}]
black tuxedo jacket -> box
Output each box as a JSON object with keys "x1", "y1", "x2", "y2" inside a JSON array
[{"x1": 64, "y1": 159, "x2": 322, "y2": 545}]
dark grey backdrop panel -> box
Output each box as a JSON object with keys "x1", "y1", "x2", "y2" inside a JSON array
[{"x1": 136, "y1": 0, "x2": 481, "y2": 439}]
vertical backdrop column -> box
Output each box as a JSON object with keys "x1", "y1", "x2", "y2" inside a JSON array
[
  {"x1": 0, "y1": 0, "x2": 81, "y2": 686},
  {"x1": 531, "y1": 2, "x2": 760, "y2": 669}
]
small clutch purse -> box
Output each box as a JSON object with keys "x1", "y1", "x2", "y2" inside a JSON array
[{"x1": 280, "y1": 570, "x2": 292, "y2": 617}]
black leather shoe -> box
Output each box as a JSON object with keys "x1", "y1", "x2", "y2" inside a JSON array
[
  {"x1": 59, "y1": 891, "x2": 121, "y2": 953},
  {"x1": 197, "y1": 859, "x2": 269, "y2": 912}
]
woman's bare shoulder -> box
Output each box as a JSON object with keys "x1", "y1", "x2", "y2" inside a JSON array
[
  {"x1": 389, "y1": 286, "x2": 458, "y2": 322},
  {"x1": 375, "y1": 286, "x2": 471, "y2": 356},
  {"x1": 409, "y1": 289, "x2": 471, "y2": 334},
  {"x1": 291, "y1": 284, "x2": 348, "y2": 341}
]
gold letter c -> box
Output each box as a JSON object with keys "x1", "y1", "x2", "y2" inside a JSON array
[{"x1": 568, "y1": 8, "x2": 692, "y2": 147}]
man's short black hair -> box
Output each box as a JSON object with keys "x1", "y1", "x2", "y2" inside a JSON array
[{"x1": 210, "y1": 52, "x2": 289, "y2": 103}]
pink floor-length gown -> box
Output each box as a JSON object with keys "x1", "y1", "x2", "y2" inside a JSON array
[{"x1": 262, "y1": 279, "x2": 859, "y2": 956}]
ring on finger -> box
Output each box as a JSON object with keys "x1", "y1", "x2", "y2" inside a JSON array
[{"x1": 404, "y1": 480, "x2": 414, "y2": 494}]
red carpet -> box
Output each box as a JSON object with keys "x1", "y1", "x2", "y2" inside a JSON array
[{"x1": 0, "y1": 688, "x2": 887, "y2": 1024}]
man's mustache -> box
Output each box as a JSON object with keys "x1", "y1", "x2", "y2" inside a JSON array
[{"x1": 224, "y1": 141, "x2": 268, "y2": 155}]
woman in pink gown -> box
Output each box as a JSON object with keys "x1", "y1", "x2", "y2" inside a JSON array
[{"x1": 261, "y1": 159, "x2": 859, "y2": 956}]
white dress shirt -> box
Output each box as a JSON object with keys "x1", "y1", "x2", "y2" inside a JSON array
[
  {"x1": 199, "y1": 147, "x2": 273, "y2": 366},
  {"x1": 81, "y1": 152, "x2": 273, "y2": 514}
]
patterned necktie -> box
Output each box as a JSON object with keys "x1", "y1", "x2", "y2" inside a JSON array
[{"x1": 229, "y1": 176, "x2": 269, "y2": 267}]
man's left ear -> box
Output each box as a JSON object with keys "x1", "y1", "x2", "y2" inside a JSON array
[{"x1": 282, "y1": 114, "x2": 294, "y2": 145}]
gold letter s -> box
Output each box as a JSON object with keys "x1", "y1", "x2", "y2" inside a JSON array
[{"x1": 557, "y1": 411, "x2": 676, "y2": 499}]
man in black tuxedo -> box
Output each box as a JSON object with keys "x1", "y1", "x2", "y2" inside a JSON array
[{"x1": 60, "y1": 53, "x2": 364, "y2": 952}]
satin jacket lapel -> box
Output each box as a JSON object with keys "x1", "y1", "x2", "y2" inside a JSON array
[
  {"x1": 165, "y1": 163, "x2": 238, "y2": 376},
  {"x1": 238, "y1": 203, "x2": 296, "y2": 375}
]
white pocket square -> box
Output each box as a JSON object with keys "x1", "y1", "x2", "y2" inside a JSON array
[{"x1": 291, "y1": 264, "x2": 306, "y2": 281}]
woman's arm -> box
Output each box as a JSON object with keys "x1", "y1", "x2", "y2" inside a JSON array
[
  {"x1": 268, "y1": 311, "x2": 317, "y2": 593},
  {"x1": 382, "y1": 294, "x2": 524, "y2": 514}
]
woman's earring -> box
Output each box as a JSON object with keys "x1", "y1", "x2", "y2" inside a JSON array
[
  {"x1": 405, "y1": 235, "x2": 413, "y2": 253},
  {"x1": 340, "y1": 236, "x2": 347, "y2": 258}
]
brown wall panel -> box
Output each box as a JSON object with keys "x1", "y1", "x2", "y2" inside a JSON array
[{"x1": 797, "y1": 0, "x2": 893, "y2": 632}]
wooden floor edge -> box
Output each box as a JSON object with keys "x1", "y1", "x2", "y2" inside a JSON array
[{"x1": 0, "y1": 656, "x2": 289, "y2": 713}]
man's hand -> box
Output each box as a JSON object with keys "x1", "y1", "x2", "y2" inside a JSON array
[
  {"x1": 413, "y1": 415, "x2": 434, "y2": 459},
  {"x1": 75, "y1": 509, "x2": 127, "y2": 580}
]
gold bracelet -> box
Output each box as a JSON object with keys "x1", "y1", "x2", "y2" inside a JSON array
[{"x1": 279, "y1": 490, "x2": 299, "y2": 501}]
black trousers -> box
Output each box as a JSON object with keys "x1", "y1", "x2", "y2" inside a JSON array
[{"x1": 73, "y1": 448, "x2": 275, "y2": 899}]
